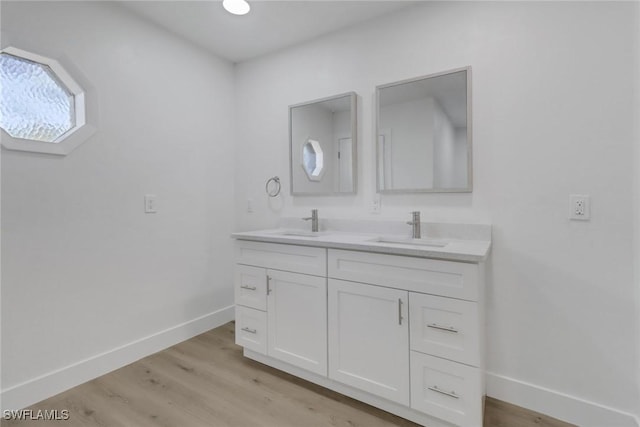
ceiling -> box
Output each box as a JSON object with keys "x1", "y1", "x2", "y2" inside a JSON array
[{"x1": 118, "y1": 1, "x2": 417, "y2": 63}]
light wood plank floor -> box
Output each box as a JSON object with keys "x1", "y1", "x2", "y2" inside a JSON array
[{"x1": 3, "y1": 322, "x2": 575, "y2": 427}]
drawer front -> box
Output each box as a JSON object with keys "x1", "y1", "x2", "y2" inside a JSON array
[
  {"x1": 409, "y1": 293, "x2": 480, "y2": 366},
  {"x1": 410, "y1": 351, "x2": 483, "y2": 427},
  {"x1": 235, "y1": 265, "x2": 267, "y2": 311},
  {"x1": 328, "y1": 249, "x2": 479, "y2": 301},
  {"x1": 236, "y1": 241, "x2": 326, "y2": 277},
  {"x1": 235, "y1": 306, "x2": 267, "y2": 355}
]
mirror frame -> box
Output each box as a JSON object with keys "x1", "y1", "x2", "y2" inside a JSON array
[
  {"x1": 375, "y1": 66, "x2": 472, "y2": 194},
  {"x1": 289, "y1": 91, "x2": 358, "y2": 196}
]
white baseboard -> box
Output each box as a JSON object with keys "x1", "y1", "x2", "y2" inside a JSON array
[
  {"x1": 487, "y1": 372, "x2": 639, "y2": 427},
  {"x1": 1, "y1": 305, "x2": 234, "y2": 412}
]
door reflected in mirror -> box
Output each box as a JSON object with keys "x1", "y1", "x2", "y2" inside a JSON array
[
  {"x1": 376, "y1": 67, "x2": 471, "y2": 193},
  {"x1": 290, "y1": 92, "x2": 357, "y2": 195}
]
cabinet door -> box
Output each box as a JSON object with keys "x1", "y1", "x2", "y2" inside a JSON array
[
  {"x1": 328, "y1": 279, "x2": 409, "y2": 405},
  {"x1": 267, "y1": 270, "x2": 327, "y2": 376}
]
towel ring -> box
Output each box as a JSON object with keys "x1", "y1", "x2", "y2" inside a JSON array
[{"x1": 265, "y1": 176, "x2": 281, "y2": 197}]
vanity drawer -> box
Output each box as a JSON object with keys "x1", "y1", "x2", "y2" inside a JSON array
[
  {"x1": 236, "y1": 241, "x2": 326, "y2": 277},
  {"x1": 410, "y1": 351, "x2": 483, "y2": 427},
  {"x1": 328, "y1": 249, "x2": 479, "y2": 301},
  {"x1": 235, "y1": 265, "x2": 267, "y2": 311},
  {"x1": 409, "y1": 293, "x2": 480, "y2": 366},
  {"x1": 235, "y1": 305, "x2": 267, "y2": 355}
]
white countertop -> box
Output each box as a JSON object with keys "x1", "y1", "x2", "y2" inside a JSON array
[{"x1": 231, "y1": 228, "x2": 491, "y2": 263}]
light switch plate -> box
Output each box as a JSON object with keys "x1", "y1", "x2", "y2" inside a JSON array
[
  {"x1": 371, "y1": 194, "x2": 381, "y2": 214},
  {"x1": 145, "y1": 194, "x2": 157, "y2": 213}
]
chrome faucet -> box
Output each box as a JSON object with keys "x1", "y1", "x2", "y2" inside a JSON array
[
  {"x1": 406, "y1": 211, "x2": 421, "y2": 239},
  {"x1": 303, "y1": 209, "x2": 319, "y2": 232}
]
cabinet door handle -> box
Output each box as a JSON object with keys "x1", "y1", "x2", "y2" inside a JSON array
[
  {"x1": 240, "y1": 285, "x2": 257, "y2": 291},
  {"x1": 428, "y1": 385, "x2": 459, "y2": 399},
  {"x1": 398, "y1": 298, "x2": 403, "y2": 325},
  {"x1": 266, "y1": 275, "x2": 272, "y2": 295},
  {"x1": 241, "y1": 327, "x2": 257, "y2": 334},
  {"x1": 427, "y1": 323, "x2": 459, "y2": 333}
]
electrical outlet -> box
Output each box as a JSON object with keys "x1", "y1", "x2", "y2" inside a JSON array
[
  {"x1": 144, "y1": 194, "x2": 157, "y2": 213},
  {"x1": 247, "y1": 198, "x2": 254, "y2": 213},
  {"x1": 371, "y1": 194, "x2": 381, "y2": 214},
  {"x1": 569, "y1": 194, "x2": 590, "y2": 220}
]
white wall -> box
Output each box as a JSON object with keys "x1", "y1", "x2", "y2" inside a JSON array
[
  {"x1": 235, "y1": 2, "x2": 639, "y2": 425},
  {"x1": 1, "y1": 1, "x2": 235, "y2": 410},
  {"x1": 634, "y1": 2, "x2": 640, "y2": 419},
  {"x1": 631, "y1": 2, "x2": 640, "y2": 418}
]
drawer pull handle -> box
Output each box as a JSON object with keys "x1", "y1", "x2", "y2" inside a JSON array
[
  {"x1": 240, "y1": 285, "x2": 257, "y2": 291},
  {"x1": 266, "y1": 275, "x2": 272, "y2": 295},
  {"x1": 241, "y1": 327, "x2": 257, "y2": 334},
  {"x1": 428, "y1": 385, "x2": 459, "y2": 399},
  {"x1": 398, "y1": 298, "x2": 404, "y2": 325},
  {"x1": 427, "y1": 323, "x2": 459, "y2": 333}
]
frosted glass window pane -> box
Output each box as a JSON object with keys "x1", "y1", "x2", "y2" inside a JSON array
[
  {"x1": 302, "y1": 138, "x2": 324, "y2": 180},
  {"x1": 303, "y1": 143, "x2": 317, "y2": 176},
  {"x1": 0, "y1": 53, "x2": 75, "y2": 143}
]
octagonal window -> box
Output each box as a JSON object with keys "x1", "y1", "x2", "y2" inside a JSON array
[
  {"x1": 1, "y1": 53, "x2": 75, "y2": 142},
  {"x1": 0, "y1": 47, "x2": 95, "y2": 155},
  {"x1": 302, "y1": 138, "x2": 325, "y2": 181}
]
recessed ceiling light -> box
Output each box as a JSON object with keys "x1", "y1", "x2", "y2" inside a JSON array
[{"x1": 223, "y1": 0, "x2": 250, "y2": 16}]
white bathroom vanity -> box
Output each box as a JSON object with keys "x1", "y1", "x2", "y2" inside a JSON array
[{"x1": 232, "y1": 220, "x2": 491, "y2": 427}]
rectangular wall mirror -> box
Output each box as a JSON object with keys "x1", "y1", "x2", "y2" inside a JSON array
[
  {"x1": 290, "y1": 92, "x2": 357, "y2": 195},
  {"x1": 376, "y1": 67, "x2": 471, "y2": 193}
]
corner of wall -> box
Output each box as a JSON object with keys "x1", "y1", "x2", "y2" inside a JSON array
[{"x1": 1, "y1": 306, "x2": 234, "y2": 411}]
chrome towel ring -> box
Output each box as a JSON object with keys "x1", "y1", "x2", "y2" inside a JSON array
[{"x1": 265, "y1": 176, "x2": 281, "y2": 197}]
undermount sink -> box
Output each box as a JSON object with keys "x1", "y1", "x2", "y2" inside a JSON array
[
  {"x1": 277, "y1": 229, "x2": 323, "y2": 237},
  {"x1": 370, "y1": 236, "x2": 448, "y2": 247}
]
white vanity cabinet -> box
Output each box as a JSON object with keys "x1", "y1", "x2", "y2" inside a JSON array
[
  {"x1": 234, "y1": 241, "x2": 328, "y2": 376},
  {"x1": 234, "y1": 237, "x2": 487, "y2": 427}
]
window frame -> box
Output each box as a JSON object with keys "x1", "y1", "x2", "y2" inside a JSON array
[{"x1": 0, "y1": 46, "x2": 96, "y2": 155}]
